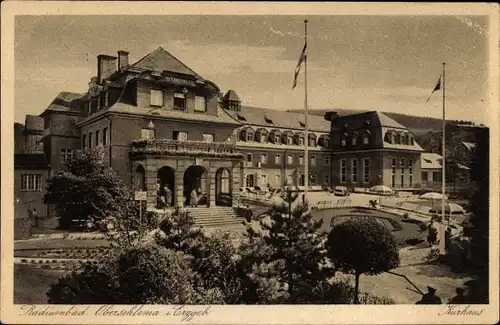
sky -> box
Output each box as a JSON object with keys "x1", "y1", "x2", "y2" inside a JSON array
[{"x1": 14, "y1": 15, "x2": 491, "y2": 125}]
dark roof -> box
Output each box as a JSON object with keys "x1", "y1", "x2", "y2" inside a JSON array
[
  {"x1": 335, "y1": 110, "x2": 407, "y2": 129},
  {"x1": 41, "y1": 91, "x2": 86, "y2": 116},
  {"x1": 223, "y1": 89, "x2": 241, "y2": 102},
  {"x1": 14, "y1": 154, "x2": 48, "y2": 169},
  {"x1": 224, "y1": 105, "x2": 330, "y2": 132},
  {"x1": 130, "y1": 47, "x2": 202, "y2": 78},
  {"x1": 24, "y1": 115, "x2": 44, "y2": 132}
]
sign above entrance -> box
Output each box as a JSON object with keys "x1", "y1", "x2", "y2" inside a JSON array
[
  {"x1": 164, "y1": 76, "x2": 197, "y2": 88},
  {"x1": 135, "y1": 191, "x2": 147, "y2": 201}
]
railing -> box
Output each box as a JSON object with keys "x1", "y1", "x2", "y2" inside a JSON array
[{"x1": 131, "y1": 139, "x2": 243, "y2": 159}]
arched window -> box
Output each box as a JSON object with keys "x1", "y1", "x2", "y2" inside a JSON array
[{"x1": 220, "y1": 169, "x2": 230, "y2": 193}]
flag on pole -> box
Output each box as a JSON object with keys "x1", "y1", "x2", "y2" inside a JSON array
[
  {"x1": 292, "y1": 41, "x2": 307, "y2": 89},
  {"x1": 426, "y1": 76, "x2": 442, "y2": 102}
]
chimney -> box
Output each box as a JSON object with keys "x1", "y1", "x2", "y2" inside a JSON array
[
  {"x1": 97, "y1": 54, "x2": 117, "y2": 83},
  {"x1": 117, "y1": 50, "x2": 129, "y2": 71},
  {"x1": 324, "y1": 111, "x2": 338, "y2": 122}
]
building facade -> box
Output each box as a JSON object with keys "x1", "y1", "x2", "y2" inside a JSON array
[{"x1": 18, "y1": 46, "x2": 424, "y2": 215}]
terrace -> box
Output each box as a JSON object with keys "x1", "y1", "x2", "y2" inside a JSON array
[{"x1": 130, "y1": 139, "x2": 244, "y2": 159}]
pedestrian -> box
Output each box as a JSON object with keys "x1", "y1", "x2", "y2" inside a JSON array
[
  {"x1": 32, "y1": 208, "x2": 39, "y2": 228},
  {"x1": 190, "y1": 187, "x2": 198, "y2": 207},
  {"x1": 416, "y1": 286, "x2": 442, "y2": 304},
  {"x1": 448, "y1": 287, "x2": 467, "y2": 304}
]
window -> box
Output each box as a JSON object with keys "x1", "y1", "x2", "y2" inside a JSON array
[
  {"x1": 299, "y1": 137, "x2": 305, "y2": 145},
  {"x1": 363, "y1": 135, "x2": 369, "y2": 145},
  {"x1": 352, "y1": 158, "x2": 358, "y2": 183},
  {"x1": 324, "y1": 138, "x2": 330, "y2": 148},
  {"x1": 433, "y1": 171, "x2": 441, "y2": 182},
  {"x1": 195, "y1": 96, "x2": 207, "y2": 112},
  {"x1": 299, "y1": 156, "x2": 304, "y2": 165},
  {"x1": 245, "y1": 174, "x2": 255, "y2": 187},
  {"x1": 274, "y1": 175, "x2": 281, "y2": 186},
  {"x1": 400, "y1": 159, "x2": 404, "y2": 188},
  {"x1": 325, "y1": 156, "x2": 330, "y2": 165},
  {"x1": 61, "y1": 149, "x2": 73, "y2": 162},
  {"x1": 309, "y1": 137, "x2": 316, "y2": 146},
  {"x1": 103, "y1": 127, "x2": 108, "y2": 145},
  {"x1": 422, "y1": 171, "x2": 428, "y2": 181},
  {"x1": 311, "y1": 155, "x2": 316, "y2": 166},
  {"x1": 409, "y1": 159, "x2": 413, "y2": 187},
  {"x1": 260, "y1": 133, "x2": 268, "y2": 143},
  {"x1": 95, "y1": 130, "x2": 100, "y2": 146},
  {"x1": 274, "y1": 154, "x2": 281, "y2": 165},
  {"x1": 341, "y1": 138, "x2": 347, "y2": 146},
  {"x1": 44, "y1": 116, "x2": 51, "y2": 129},
  {"x1": 287, "y1": 155, "x2": 293, "y2": 164},
  {"x1": 352, "y1": 137, "x2": 357, "y2": 145},
  {"x1": 203, "y1": 133, "x2": 214, "y2": 142},
  {"x1": 260, "y1": 153, "x2": 268, "y2": 164},
  {"x1": 246, "y1": 154, "x2": 253, "y2": 163},
  {"x1": 324, "y1": 175, "x2": 330, "y2": 186},
  {"x1": 21, "y1": 174, "x2": 42, "y2": 191},
  {"x1": 392, "y1": 133, "x2": 397, "y2": 144},
  {"x1": 287, "y1": 136, "x2": 293, "y2": 145},
  {"x1": 247, "y1": 132, "x2": 254, "y2": 142},
  {"x1": 410, "y1": 136, "x2": 414, "y2": 145},
  {"x1": 173, "y1": 92, "x2": 186, "y2": 110},
  {"x1": 275, "y1": 134, "x2": 281, "y2": 144},
  {"x1": 82, "y1": 135, "x2": 87, "y2": 149},
  {"x1": 88, "y1": 132, "x2": 93, "y2": 148},
  {"x1": 173, "y1": 131, "x2": 187, "y2": 141},
  {"x1": 363, "y1": 158, "x2": 370, "y2": 183},
  {"x1": 150, "y1": 89, "x2": 163, "y2": 107},
  {"x1": 141, "y1": 128, "x2": 156, "y2": 140},
  {"x1": 340, "y1": 160, "x2": 347, "y2": 183},
  {"x1": 391, "y1": 158, "x2": 396, "y2": 187}
]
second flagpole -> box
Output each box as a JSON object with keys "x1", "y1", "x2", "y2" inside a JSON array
[{"x1": 303, "y1": 19, "x2": 309, "y2": 204}]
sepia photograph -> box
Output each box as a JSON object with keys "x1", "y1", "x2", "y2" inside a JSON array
[{"x1": 1, "y1": 2, "x2": 499, "y2": 324}]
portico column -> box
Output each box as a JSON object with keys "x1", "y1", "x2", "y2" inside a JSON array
[
  {"x1": 145, "y1": 160, "x2": 158, "y2": 210},
  {"x1": 209, "y1": 164, "x2": 216, "y2": 207},
  {"x1": 175, "y1": 170, "x2": 184, "y2": 208},
  {"x1": 231, "y1": 162, "x2": 241, "y2": 205}
]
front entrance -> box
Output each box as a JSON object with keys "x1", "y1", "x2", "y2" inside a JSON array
[
  {"x1": 157, "y1": 166, "x2": 175, "y2": 207},
  {"x1": 215, "y1": 168, "x2": 231, "y2": 206},
  {"x1": 184, "y1": 165, "x2": 208, "y2": 207}
]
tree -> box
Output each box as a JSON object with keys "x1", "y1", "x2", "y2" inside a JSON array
[
  {"x1": 44, "y1": 147, "x2": 127, "y2": 229},
  {"x1": 326, "y1": 218, "x2": 400, "y2": 304},
  {"x1": 463, "y1": 127, "x2": 489, "y2": 303},
  {"x1": 47, "y1": 244, "x2": 223, "y2": 304},
  {"x1": 239, "y1": 196, "x2": 334, "y2": 303}
]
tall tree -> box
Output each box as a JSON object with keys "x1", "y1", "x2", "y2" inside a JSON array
[
  {"x1": 44, "y1": 147, "x2": 127, "y2": 229},
  {"x1": 326, "y1": 218, "x2": 400, "y2": 304}
]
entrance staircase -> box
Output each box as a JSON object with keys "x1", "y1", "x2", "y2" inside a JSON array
[{"x1": 185, "y1": 206, "x2": 244, "y2": 227}]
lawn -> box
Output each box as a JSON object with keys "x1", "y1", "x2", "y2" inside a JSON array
[{"x1": 14, "y1": 264, "x2": 69, "y2": 304}]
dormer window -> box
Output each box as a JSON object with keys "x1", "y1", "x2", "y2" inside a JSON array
[
  {"x1": 275, "y1": 134, "x2": 281, "y2": 144},
  {"x1": 247, "y1": 132, "x2": 254, "y2": 142},
  {"x1": 352, "y1": 136, "x2": 357, "y2": 146},
  {"x1": 324, "y1": 138, "x2": 330, "y2": 148},
  {"x1": 410, "y1": 136, "x2": 414, "y2": 145},
  {"x1": 173, "y1": 92, "x2": 186, "y2": 110},
  {"x1": 229, "y1": 101, "x2": 240, "y2": 111},
  {"x1": 299, "y1": 137, "x2": 305, "y2": 145},
  {"x1": 309, "y1": 136, "x2": 316, "y2": 147},
  {"x1": 392, "y1": 132, "x2": 397, "y2": 144},
  {"x1": 363, "y1": 135, "x2": 369, "y2": 145},
  {"x1": 150, "y1": 89, "x2": 163, "y2": 107},
  {"x1": 287, "y1": 136, "x2": 293, "y2": 145}
]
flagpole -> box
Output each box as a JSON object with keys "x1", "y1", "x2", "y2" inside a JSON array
[
  {"x1": 441, "y1": 62, "x2": 446, "y2": 228},
  {"x1": 303, "y1": 19, "x2": 309, "y2": 204}
]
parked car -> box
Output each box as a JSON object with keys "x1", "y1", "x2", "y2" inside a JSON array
[{"x1": 333, "y1": 186, "x2": 350, "y2": 197}]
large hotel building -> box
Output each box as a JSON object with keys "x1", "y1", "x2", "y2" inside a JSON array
[{"x1": 15, "y1": 47, "x2": 424, "y2": 217}]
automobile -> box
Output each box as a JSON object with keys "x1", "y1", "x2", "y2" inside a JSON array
[{"x1": 333, "y1": 186, "x2": 350, "y2": 197}]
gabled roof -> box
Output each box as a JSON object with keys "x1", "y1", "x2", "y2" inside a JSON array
[
  {"x1": 421, "y1": 153, "x2": 442, "y2": 169},
  {"x1": 223, "y1": 89, "x2": 241, "y2": 102},
  {"x1": 25, "y1": 115, "x2": 43, "y2": 132},
  {"x1": 129, "y1": 47, "x2": 202, "y2": 78},
  {"x1": 224, "y1": 106, "x2": 330, "y2": 132},
  {"x1": 14, "y1": 154, "x2": 48, "y2": 169}
]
